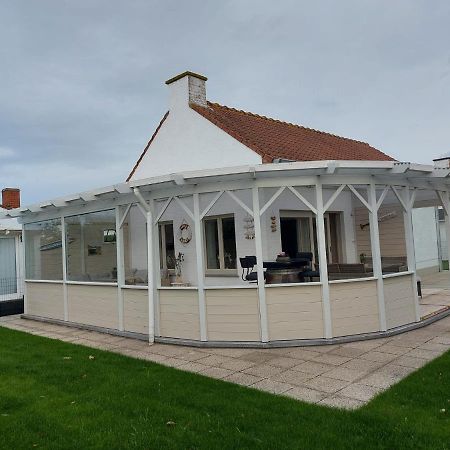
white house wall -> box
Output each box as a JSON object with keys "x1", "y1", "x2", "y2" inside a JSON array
[
  {"x1": 130, "y1": 78, "x2": 262, "y2": 181},
  {"x1": 412, "y1": 207, "x2": 439, "y2": 270}
]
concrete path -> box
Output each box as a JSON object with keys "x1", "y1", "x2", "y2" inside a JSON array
[{"x1": 1, "y1": 313, "x2": 449, "y2": 410}]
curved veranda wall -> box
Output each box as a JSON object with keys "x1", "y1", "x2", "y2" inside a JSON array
[{"x1": 20, "y1": 163, "x2": 436, "y2": 346}]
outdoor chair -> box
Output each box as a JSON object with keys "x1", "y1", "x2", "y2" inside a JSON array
[
  {"x1": 240, "y1": 256, "x2": 265, "y2": 283},
  {"x1": 296, "y1": 252, "x2": 320, "y2": 282}
]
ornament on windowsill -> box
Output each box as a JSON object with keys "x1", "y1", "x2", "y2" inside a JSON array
[
  {"x1": 178, "y1": 220, "x2": 192, "y2": 245},
  {"x1": 243, "y1": 215, "x2": 255, "y2": 240},
  {"x1": 270, "y1": 214, "x2": 277, "y2": 232}
]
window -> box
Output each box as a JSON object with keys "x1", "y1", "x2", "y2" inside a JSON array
[
  {"x1": 103, "y1": 229, "x2": 117, "y2": 243},
  {"x1": 159, "y1": 222, "x2": 175, "y2": 270},
  {"x1": 65, "y1": 210, "x2": 117, "y2": 283},
  {"x1": 24, "y1": 218, "x2": 63, "y2": 280},
  {"x1": 204, "y1": 215, "x2": 237, "y2": 273}
]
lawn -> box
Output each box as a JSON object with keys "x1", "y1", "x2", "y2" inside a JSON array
[{"x1": 0, "y1": 327, "x2": 448, "y2": 449}]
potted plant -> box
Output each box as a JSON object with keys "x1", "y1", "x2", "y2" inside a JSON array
[{"x1": 276, "y1": 251, "x2": 290, "y2": 263}]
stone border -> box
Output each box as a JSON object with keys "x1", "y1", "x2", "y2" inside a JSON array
[{"x1": 21, "y1": 307, "x2": 450, "y2": 348}]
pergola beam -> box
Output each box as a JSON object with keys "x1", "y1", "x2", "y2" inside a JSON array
[{"x1": 286, "y1": 186, "x2": 317, "y2": 215}]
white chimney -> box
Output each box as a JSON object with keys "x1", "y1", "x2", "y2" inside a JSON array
[
  {"x1": 433, "y1": 152, "x2": 450, "y2": 168},
  {"x1": 165, "y1": 71, "x2": 207, "y2": 110}
]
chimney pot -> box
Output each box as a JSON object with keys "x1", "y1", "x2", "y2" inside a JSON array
[{"x1": 1, "y1": 188, "x2": 20, "y2": 210}]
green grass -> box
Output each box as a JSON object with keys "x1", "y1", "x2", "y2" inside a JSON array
[{"x1": 0, "y1": 328, "x2": 449, "y2": 450}]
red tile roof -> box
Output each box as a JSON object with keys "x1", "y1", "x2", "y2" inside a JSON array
[{"x1": 191, "y1": 102, "x2": 395, "y2": 163}]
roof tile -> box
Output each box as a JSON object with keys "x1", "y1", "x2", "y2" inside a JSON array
[{"x1": 191, "y1": 102, "x2": 394, "y2": 162}]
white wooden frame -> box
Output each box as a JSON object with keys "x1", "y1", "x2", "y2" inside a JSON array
[{"x1": 18, "y1": 162, "x2": 446, "y2": 344}]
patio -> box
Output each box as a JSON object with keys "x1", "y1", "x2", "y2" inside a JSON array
[{"x1": 2, "y1": 284, "x2": 449, "y2": 410}]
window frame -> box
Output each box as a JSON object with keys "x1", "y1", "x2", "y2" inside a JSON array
[{"x1": 203, "y1": 214, "x2": 238, "y2": 276}]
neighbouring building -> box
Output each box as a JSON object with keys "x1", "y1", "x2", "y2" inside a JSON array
[{"x1": 0, "y1": 188, "x2": 24, "y2": 314}]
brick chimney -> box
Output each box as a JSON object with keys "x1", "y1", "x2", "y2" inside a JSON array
[
  {"x1": 1, "y1": 188, "x2": 20, "y2": 210},
  {"x1": 165, "y1": 71, "x2": 207, "y2": 110}
]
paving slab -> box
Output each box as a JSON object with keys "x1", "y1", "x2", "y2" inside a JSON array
[
  {"x1": 338, "y1": 383, "x2": 385, "y2": 402},
  {"x1": 319, "y1": 395, "x2": 365, "y2": 410},
  {"x1": 252, "y1": 379, "x2": 293, "y2": 394},
  {"x1": 303, "y1": 376, "x2": 350, "y2": 394},
  {"x1": 284, "y1": 386, "x2": 327, "y2": 403}
]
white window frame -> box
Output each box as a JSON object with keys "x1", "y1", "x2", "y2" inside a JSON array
[
  {"x1": 203, "y1": 214, "x2": 238, "y2": 276},
  {"x1": 159, "y1": 221, "x2": 175, "y2": 272}
]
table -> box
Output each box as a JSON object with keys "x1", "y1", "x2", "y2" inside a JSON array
[{"x1": 263, "y1": 258, "x2": 309, "y2": 284}]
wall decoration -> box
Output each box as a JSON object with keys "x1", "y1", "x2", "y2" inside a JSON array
[
  {"x1": 360, "y1": 211, "x2": 397, "y2": 230},
  {"x1": 178, "y1": 220, "x2": 192, "y2": 245},
  {"x1": 243, "y1": 215, "x2": 255, "y2": 239},
  {"x1": 270, "y1": 215, "x2": 277, "y2": 232}
]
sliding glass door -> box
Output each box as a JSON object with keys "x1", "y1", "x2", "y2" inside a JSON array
[{"x1": 280, "y1": 212, "x2": 341, "y2": 264}]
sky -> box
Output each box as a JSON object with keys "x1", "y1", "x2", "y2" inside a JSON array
[{"x1": 0, "y1": 0, "x2": 449, "y2": 205}]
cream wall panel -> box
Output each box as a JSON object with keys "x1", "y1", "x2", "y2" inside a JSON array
[
  {"x1": 384, "y1": 274, "x2": 416, "y2": 329},
  {"x1": 206, "y1": 288, "x2": 260, "y2": 341},
  {"x1": 26, "y1": 282, "x2": 64, "y2": 320},
  {"x1": 123, "y1": 289, "x2": 148, "y2": 334},
  {"x1": 68, "y1": 284, "x2": 118, "y2": 329},
  {"x1": 159, "y1": 290, "x2": 200, "y2": 340},
  {"x1": 330, "y1": 280, "x2": 379, "y2": 337},
  {"x1": 266, "y1": 285, "x2": 324, "y2": 340},
  {"x1": 354, "y1": 205, "x2": 407, "y2": 258}
]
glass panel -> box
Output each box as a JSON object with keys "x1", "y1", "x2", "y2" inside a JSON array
[
  {"x1": 280, "y1": 218, "x2": 298, "y2": 258},
  {"x1": 222, "y1": 217, "x2": 236, "y2": 269},
  {"x1": 0, "y1": 238, "x2": 17, "y2": 295},
  {"x1": 298, "y1": 218, "x2": 311, "y2": 253},
  {"x1": 65, "y1": 210, "x2": 117, "y2": 283},
  {"x1": 164, "y1": 223, "x2": 175, "y2": 270},
  {"x1": 124, "y1": 205, "x2": 148, "y2": 285},
  {"x1": 205, "y1": 219, "x2": 219, "y2": 269},
  {"x1": 24, "y1": 218, "x2": 63, "y2": 280}
]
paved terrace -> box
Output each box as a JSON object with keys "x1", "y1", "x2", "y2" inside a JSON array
[{"x1": 1, "y1": 290, "x2": 448, "y2": 411}]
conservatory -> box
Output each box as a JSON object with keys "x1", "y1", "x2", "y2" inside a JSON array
[{"x1": 5, "y1": 160, "x2": 450, "y2": 346}]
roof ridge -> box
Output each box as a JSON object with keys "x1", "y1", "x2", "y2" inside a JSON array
[{"x1": 207, "y1": 101, "x2": 373, "y2": 147}]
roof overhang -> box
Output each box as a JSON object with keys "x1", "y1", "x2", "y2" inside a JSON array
[{"x1": 2, "y1": 160, "x2": 449, "y2": 222}]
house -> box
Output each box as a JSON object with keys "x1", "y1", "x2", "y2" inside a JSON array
[
  {"x1": 0, "y1": 188, "x2": 24, "y2": 315},
  {"x1": 128, "y1": 71, "x2": 441, "y2": 279},
  {"x1": 2, "y1": 71, "x2": 449, "y2": 346}
]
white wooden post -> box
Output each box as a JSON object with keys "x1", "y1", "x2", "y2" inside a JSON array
[
  {"x1": 22, "y1": 224, "x2": 28, "y2": 315},
  {"x1": 146, "y1": 208, "x2": 155, "y2": 343},
  {"x1": 252, "y1": 185, "x2": 269, "y2": 343},
  {"x1": 193, "y1": 193, "x2": 208, "y2": 341},
  {"x1": 151, "y1": 199, "x2": 161, "y2": 337},
  {"x1": 368, "y1": 181, "x2": 387, "y2": 331},
  {"x1": 315, "y1": 178, "x2": 332, "y2": 338},
  {"x1": 133, "y1": 187, "x2": 155, "y2": 344},
  {"x1": 443, "y1": 191, "x2": 450, "y2": 271},
  {"x1": 61, "y1": 215, "x2": 68, "y2": 321},
  {"x1": 403, "y1": 187, "x2": 420, "y2": 322},
  {"x1": 115, "y1": 206, "x2": 125, "y2": 331}
]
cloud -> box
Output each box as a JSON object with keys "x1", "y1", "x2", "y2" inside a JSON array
[
  {"x1": 0, "y1": 147, "x2": 15, "y2": 158},
  {"x1": 0, "y1": 0, "x2": 449, "y2": 204}
]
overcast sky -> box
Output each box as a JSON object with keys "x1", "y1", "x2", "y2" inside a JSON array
[{"x1": 1, "y1": 0, "x2": 449, "y2": 205}]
